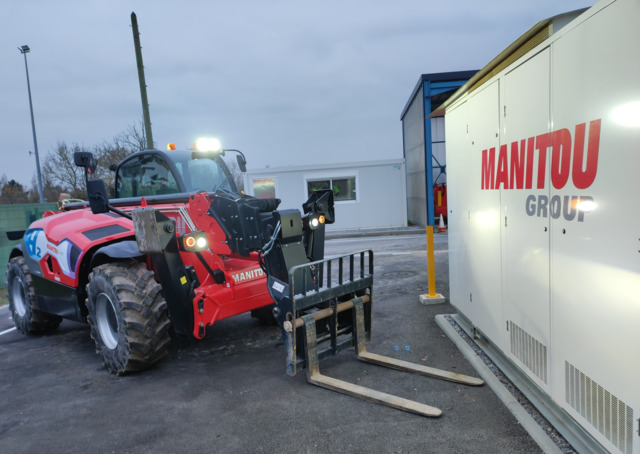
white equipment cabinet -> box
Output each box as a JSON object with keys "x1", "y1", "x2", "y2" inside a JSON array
[{"x1": 444, "y1": 1, "x2": 640, "y2": 453}]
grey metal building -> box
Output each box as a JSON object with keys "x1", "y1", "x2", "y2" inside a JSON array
[{"x1": 401, "y1": 71, "x2": 477, "y2": 226}]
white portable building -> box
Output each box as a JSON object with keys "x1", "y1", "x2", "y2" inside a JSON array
[{"x1": 244, "y1": 159, "x2": 407, "y2": 231}]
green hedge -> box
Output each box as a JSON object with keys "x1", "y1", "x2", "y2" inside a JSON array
[{"x1": 0, "y1": 203, "x2": 57, "y2": 288}]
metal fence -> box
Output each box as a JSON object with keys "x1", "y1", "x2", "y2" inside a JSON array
[{"x1": 0, "y1": 203, "x2": 57, "y2": 288}]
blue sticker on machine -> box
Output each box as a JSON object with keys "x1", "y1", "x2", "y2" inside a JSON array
[
  {"x1": 23, "y1": 228, "x2": 82, "y2": 279},
  {"x1": 24, "y1": 228, "x2": 46, "y2": 261}
]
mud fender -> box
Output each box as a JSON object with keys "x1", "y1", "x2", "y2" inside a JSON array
[{"x1": 90, "y1": 241, "x2": 145, "y2": 268}]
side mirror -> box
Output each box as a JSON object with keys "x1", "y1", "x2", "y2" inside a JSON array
[
  {"x1": 86, "y1": 179, "x2": 109, "y2": 214},
  {"x1": 74, "y1": 152, "x2": 97, "y2": 174},
  {"x1": 236, "y1": 154, "x2": 247, "y2": 173}
]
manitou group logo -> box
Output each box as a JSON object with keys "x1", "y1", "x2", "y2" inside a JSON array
[{"x1": 480, "y1": 119, "x2": 601, "y2": 222}]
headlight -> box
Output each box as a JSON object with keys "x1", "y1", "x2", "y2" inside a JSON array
[
  {"x1": 179, "y1": 231, "x2": 209, "y2": 252},
  {"x1": 309, "y1": 214, "x2": 326, "y2": 230}
]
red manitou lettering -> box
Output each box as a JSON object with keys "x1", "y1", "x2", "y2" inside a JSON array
[
  {"x1": 478, "y1": 118, "x2": 600, "y2": 192},
  {"x1": 550, "y1": 128, "x2": 572, "y2": 189},
  {"x1": 534, "y1": 133, "x2": 550, "y2": 189},
  {"x1": 481, "y1": 148, "x2": 496, "y2": 189},
  {"x1": 525, "y1": 136, "x2": 535, "y2": 189},
  {"x1": 495, "y1": 144, "x2": 509, "y2": 189},
  {"x1": 572, "y1": 119, "x2": 601, "y2": 189},
  {"x1": 510, "y1": 139, "x2": 526, "y2": 189}
]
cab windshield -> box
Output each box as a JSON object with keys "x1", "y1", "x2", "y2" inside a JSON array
[
  {"x1": 116, "y1": 150, "x2": 236, "y2": 198},
  {"x1": 171, "y1": 153, "x2": 235, "y2": 193}
]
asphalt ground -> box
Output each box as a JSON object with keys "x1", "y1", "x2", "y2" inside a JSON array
[{"x1": 0, "y1": 232, "x2": 544, "y2": 453}]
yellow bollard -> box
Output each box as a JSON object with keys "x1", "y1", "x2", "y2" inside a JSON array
[
  {"x1": 426, "y1": 225, "x2": 437, "y2": 297},
  {"x1": 419, "y1": 225, "x2": 446, "y2": 305}
]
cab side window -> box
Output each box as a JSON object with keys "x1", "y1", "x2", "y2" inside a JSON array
[{"x1": 116, "y1": 154, "x2": 179, "y2": 197}]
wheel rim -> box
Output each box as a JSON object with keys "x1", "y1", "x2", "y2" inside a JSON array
[
  {"x1": 95, "y1": 292, "x2": 119, "y2": 350},
  {"x1": 10, "y1": 276, "x2": 27, "y2": 317}
]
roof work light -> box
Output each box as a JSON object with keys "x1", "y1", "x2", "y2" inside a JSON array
[{"x1": 195, "y1": 137, "x2": 222, "y2": 152}]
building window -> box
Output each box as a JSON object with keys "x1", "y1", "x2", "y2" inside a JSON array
[
  {"x1": 252, "y1": 178, "x2": 276, "y2": 199},
  {"x1": 307, "y1": 177, "x2": 356, "y2": 202}
]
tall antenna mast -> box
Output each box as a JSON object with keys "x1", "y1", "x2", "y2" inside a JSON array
[{"x1": 131, "y1": 12, "x2": 154, "y2": 150}]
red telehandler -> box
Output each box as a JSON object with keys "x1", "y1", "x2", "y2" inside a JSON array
[{"x1": 7, "y1": 147, "x2": 481, "y2": 416}]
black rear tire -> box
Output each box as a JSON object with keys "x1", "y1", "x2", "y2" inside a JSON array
[
  {"x1": 6, "y1": 256, "x2": 62, "y2": 334},
  {"x1": 86, "y1": 262, "x2": 171, "y2": 375}
]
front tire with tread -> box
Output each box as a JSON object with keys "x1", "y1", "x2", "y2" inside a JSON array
[
  {"x1": 86, "y1": 262, "x2": 171, "y2": 375},
  {"x1": 6, "y1": 256, "x2": 62, "y2": 334}
]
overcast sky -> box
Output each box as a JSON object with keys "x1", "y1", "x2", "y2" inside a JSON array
[{"x1": 2, "y1": 0, "x2": 593, "y2": 188}]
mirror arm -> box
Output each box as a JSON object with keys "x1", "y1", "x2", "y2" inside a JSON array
[{"x1": 109, "y1": 205, "x2": 133, "y2": 220}]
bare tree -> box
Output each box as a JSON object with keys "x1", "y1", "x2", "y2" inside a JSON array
[
  {"x1": 116, "y1": 120, "x2": 147, "y2": 152},
  {"x1": 42, "y1": 142, "x2": 87, "y2": 199},
  {"x1": 27, "y1": 173, "x2": 65, "y2": 204},
  {"x1": 39, "y1": 122, "x2": 146, "y2": 200},
  {"x1": 94, "y1": 121, "x2": 146, "y2": 196}
]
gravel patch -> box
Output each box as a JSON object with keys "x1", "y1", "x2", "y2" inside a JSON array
[{"x1": 444, "y1": 314, "x2": 577, "y2": 454}]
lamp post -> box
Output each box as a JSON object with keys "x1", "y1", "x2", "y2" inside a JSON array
[{"x1": 18, "y1": 45, "x2": 45, "y2": 204}]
